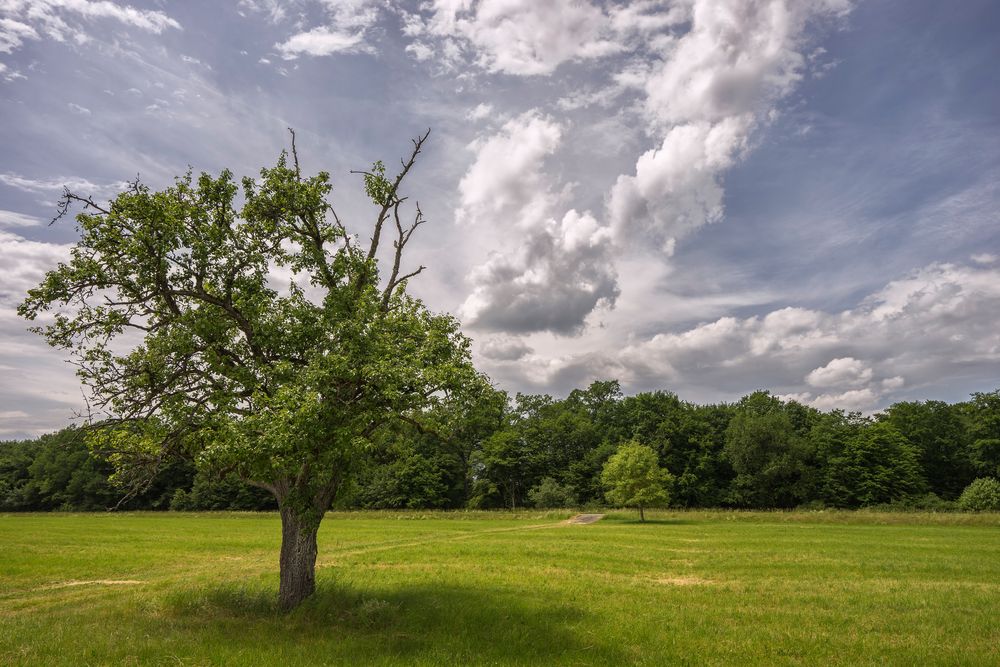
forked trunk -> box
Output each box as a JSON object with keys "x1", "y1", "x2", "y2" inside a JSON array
[{"x1": 278, "y1": 506, "x2": 319, "y2": 611}]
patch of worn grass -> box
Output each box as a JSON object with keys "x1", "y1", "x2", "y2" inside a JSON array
[{"x1": 1, "y1": 510, "x2": 998, "y2": 665}]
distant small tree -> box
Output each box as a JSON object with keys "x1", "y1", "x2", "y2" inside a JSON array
[
  {"x1": 958, "y1": 478, "x2": 1000, "y2": 512},
  {"x1": 527, "y1": 477, "x2": 576, "y2": 508},
  {"x1": 601, "y1": 441, "x2": 672, "y2": 521}
]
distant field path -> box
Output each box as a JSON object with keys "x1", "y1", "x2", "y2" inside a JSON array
[
  {"x1": 320, "y1": 517, "x2": 569, "y2": 564},
  {"x1": 566, "y1": 513, "x2": 605, "y2": 525}
]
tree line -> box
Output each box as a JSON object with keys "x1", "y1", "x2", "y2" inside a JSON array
[{"x1": 4, "y1": 381, "x2": 998, "y2": 513}]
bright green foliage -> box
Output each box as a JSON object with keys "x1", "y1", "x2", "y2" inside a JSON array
[
  {"x1": 17, "y1": 132, "x2": 480, "y2": 607},
  {"x1": 958, "y1": 477, "x2": 1000, "y2": 511},
  {"x1": 527, "y1": 477, "x2": 576, "y2": 508},
  {"x1": 601, "y1": 441, "x2": 671, "y2": 520}
]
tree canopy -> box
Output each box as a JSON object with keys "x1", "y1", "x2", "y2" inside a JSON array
[{"x1": 601, "y1": 441, "x2": 672, "y2": 521}]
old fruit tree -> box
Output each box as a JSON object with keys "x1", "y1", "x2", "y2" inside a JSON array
[{"x1": 19, "y1": 131, "x2": 482, "y2": 609}]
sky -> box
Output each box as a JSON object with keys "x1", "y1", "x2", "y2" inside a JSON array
[{"x1": 1, "y1": 0, "x2": 999, "y2": 438}]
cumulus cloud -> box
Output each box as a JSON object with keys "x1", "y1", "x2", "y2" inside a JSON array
[
  {"x1": 455, "y1": 111, "x2": 563, "y2": 229},
  {"x1": 609, "y1": 0, "x2": 851, "y2": 249},
  {"x1": 608, "y1": 116, "x2": 749, "y2": 250},
  {"x1": 492, "y1": 262, "x2": 1000, "y2": 411},
  {"x1": 455, "y1": 112, "x2": 618, "y2": 335},
  {"x1": 404, "y1": 0, "x2": 622, "y2": 75},
  {"x1": 641, "y1": 0, "x2": 850, "y2": 127},
  {"x1": 461, "y1": 209, "x2": 618, "y2": 335},
  {"x1": 806, "y1": 357, "x2": 873, "y2": 388}
]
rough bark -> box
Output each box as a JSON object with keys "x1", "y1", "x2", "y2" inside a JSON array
[{"x1": 278, "y1": 506, "x2": 319, "y2": 611}]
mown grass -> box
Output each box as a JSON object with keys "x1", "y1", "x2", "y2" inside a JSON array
[{"x1": 1, "y1": 509, "x2": 998, "y2": 665}]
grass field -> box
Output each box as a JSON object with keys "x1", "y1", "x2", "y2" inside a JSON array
[{"x1": 1, "y1": 510, "x2": 998, "y2": 665}]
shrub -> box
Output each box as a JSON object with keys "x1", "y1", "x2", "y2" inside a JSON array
[{"x1": 958, "y1": 478, "x2": 1000, "y2": 512}]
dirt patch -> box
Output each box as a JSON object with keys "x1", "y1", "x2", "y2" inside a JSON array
[
  {"x1": 653, "y1": 576, "x2": 713, "y2": 586},
  {"x1": 39, "y1": 580, "x2": 144, "y2": 591},
  {"x1": 566, "y1": 514, "x2": 606, "y2": 525}
]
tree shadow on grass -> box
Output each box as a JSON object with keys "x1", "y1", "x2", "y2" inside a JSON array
[
  {"x1": 605, "y1": 516, "x2": 692, "y2": 526},
  {"x1": 163, "y1": 578, "x2": 623, "y2": 664}
]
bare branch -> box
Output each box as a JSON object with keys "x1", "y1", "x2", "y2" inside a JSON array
[
  {"x1": 366, "y1": 128, "x2": 431, "y2": 262},
  {"x1": 51, "y1": 187, "x2": 111, "y2": 225},
  {"x1": 288, "y1": 127, "x2": 301, "y2": 180}
]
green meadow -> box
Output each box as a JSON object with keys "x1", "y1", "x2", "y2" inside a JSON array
[{"x1": 1, "y1": 511, "x2": 998, "y2": 666}]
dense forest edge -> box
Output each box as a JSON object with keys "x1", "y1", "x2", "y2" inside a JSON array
[{"x1": 3, "y1": 382, "x2": 999, "y2": 513}]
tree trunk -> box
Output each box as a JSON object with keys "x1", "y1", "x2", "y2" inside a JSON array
[
  {"x1": 639, "y1": 503, "x2": 645, "y2": 522},
  {"x1": 278, "y1": 506, "x2": 319, "y2": 611}
]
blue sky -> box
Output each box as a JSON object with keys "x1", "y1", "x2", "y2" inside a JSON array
[{"x1": 1, "y1": 0, "x2": 998, "y2": 438}]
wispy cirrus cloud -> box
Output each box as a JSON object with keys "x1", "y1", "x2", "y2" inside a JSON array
[{"x1": 1, "y1": 0, "x2": 179, "y2": 77}]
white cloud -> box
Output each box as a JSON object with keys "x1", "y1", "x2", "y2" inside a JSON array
[
  {"x1": 641, "y1": 0, "x2": 847, "y2": 127},
  {"x1": 466, "y1": 102, "x2": 493, "y2": 121},
  {"x1": 461, "y1": 209, "x2": 618, "y2": 335},
  {"x1": 0, "y1": 229, "x2": 71, "y2": 307},
  {"x1": 881, "y1": 376, "x2": 905, "y2": 391},
  {"x1": 455, "y1": 111, "x2": 563, "y2": 229},
  {"x1": 67, "y1": 101, "x2": 90, "y2": 114},
  {"x1": 798, "y1": 388, "x2": 879, "y2": 412},
  {"x1": 405, "y1": 0, "x2": 622, "y2": 75},
  {"x1": 971, "y1": 253, "x2": 996, "y2": 265},
  {"x1": 0, "y1": 17, "x2": 39, "y2": 54},
  {"x1": 274, "y1": 0, "x2": 379, "y2": 59},
  {"x1": 238, "y1": 0, "x2": 288, "y2": 24},
  {"x1": 608, "y1": 0, "x2": 852, "y2": 250},
  {"x1": 497, "y1": 261, "x2": 1000, "y2": 410},
  {"x1": 608, "y1": 116, "x2": 750, "y2": 250},
  {"x1": 455, "y1": 112, "x2": 619, "y2": 335},
  {"x1": 806, "y1": 357, "x2": 873, "y2": 388},
  {"x1": 0, "y1": 172, "x2": 126, "y2": 200},
  {"x1": 276, "y1": 26, "x2": 366, "y2": 58},
  {"x1": 0, "y1": 209, "x2": 42, "y2": 227},
  {"x1": 1, "y1": 0, "x2": 179, "y2": 71},
  {"x1": 40, "y1": 0, "x2": 180, "y2": 33}
]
